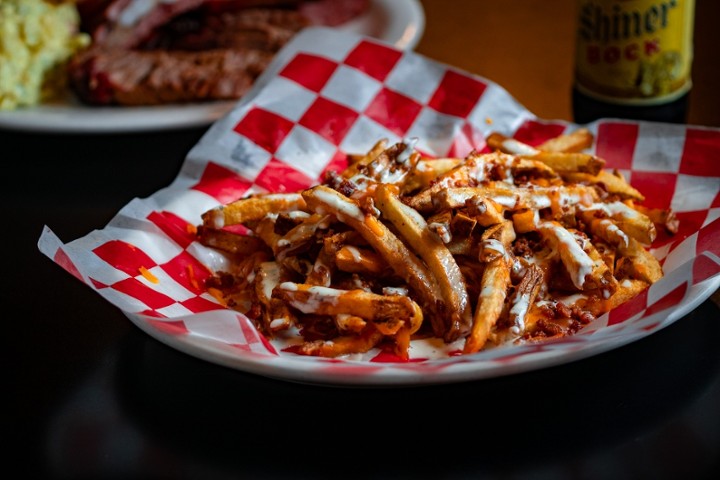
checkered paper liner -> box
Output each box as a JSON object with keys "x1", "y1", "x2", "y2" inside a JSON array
[{"x1": 39, "y1": 28, "x2": 720, "y2": 386}]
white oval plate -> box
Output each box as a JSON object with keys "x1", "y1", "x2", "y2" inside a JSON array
[
  {"x1": 0, "y1": 0, "x2": 424, "y2": 134},
  {"x1": 122, "y1": 274, "x2": 719, "y2": 387}
]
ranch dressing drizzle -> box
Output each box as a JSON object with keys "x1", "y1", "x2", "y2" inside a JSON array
[
  {"x1": 509, "y1": 292, "x2": 531, "y2": 335},
  {"x1": 397, "y1": 137, "x2": 418, "y2": 164},
  {"x1": 538, "y1": 221, "x2": 594, "y2": 289},
  {"x1": 500, "y1": 138, "x2": 540, "y2": 156},
  {"x1": 313, "y1": 188, "x2": 364, "y2": 222},
  {"x1": 278, "y1": 283, "x2": 342, "y2": 313}
]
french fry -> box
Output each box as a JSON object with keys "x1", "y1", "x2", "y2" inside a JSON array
[
  {"x1": 582, "y1": 201, "x2": 657, "y2": 245},
  {"x1": 562, "y1": 169, "x2": 645, "y2": 202},
  {"x1": 632, "y1": 203, "x2": 679, "y2": 234},
  {"x1": 536, "y1": 220, "x2": 615, "y2": 293},
  {"x1": 433, "y1": 183, "x2": 597, "y2": 212},
  {"x1": 463, "y1": 221, "x2": 515, "y2": 354},
  {"x1": 487, "y1": 131, "x2": 603, "y2": 174},
  {"x1": 375, "y1": 184, "x2": 473, "y2": 341},
  {"x1": 293, "y1": 328, "x2": 385, "y2": 357},
  {"x1": 334, "y1": 245, "x2": 387, "y2": 275},
  {"x1": 274, "y1": 282, "x2": 423, "y2": 332},
  {"x1": 201, "y1": 193, "x2": 306, "y2": 229},
  {"x1": 196, "y1": 225, "x2": 270, "y2": 255},
  {"x1": 536, "y1": 128, "x2": 594, "y2": 153},
  {"x1": 254, "y1": 261, "x2": 296, "y2": 333},
  {"x1": 506, "y1": 264, "x2": 544, "y2": 336}
]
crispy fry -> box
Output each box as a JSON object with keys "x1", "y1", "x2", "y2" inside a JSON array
[
  {"x1": 334, "y1": 245, "x2": 387, "y2": 275},
  {"x1": 632, "y1": 203, "x2": 679, "y2": 234},
  {"x1": 201, "y1": 193, "x2": 306, "y2": 229},
  {"x1": 433, "y1": 183, "x2": 597, "y2": 212},
  {"x1": 583, "y1": 201, "x2": 657, "y2": 245},
  {"x1": 562, "y1": 169, "x2": 645, "y2": 202},
  {"x1": 196, "y1": 225, "x2": 269, "y2": 254},
  {"x1": 526, "y1": 151, "x2": 605, "y2": 175},
  {"x1": 375, "y1": 184, "x2": 473, "y2": 341},
  {"x1": 536, "y1": 128, "x2": 594, "y2": 153},
  {"x1": 463, "y1": 221, "x2": 515, "y2": 354},
  {"x1": 487, "y1": 132, "x2": 604, "y2": 174},
  {"x1": 254, "y1": 261, "x2": 295, "y2": 333},
  {"x1": 274, "y1": 282, "x2": 423, "y2": 335},
  {"x1": 293, "y1": 328, "x2": 385, "y2": 357},
  {"x1": 536, "y1": 220, "x2": 615, "y2": 294},
  {"x1": 507, "y1": 264, "x2": 544, "y2": 335}
]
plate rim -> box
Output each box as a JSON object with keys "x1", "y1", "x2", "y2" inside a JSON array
[{"x1": 122, "y1": 273, "x2": 720, "y2": 387}]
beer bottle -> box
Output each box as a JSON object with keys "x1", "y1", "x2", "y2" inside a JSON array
[{"x1": 572, "y1": 0, "x2": 695, "y2": 124}]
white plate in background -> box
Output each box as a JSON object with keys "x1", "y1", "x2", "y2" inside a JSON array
[{"x1": 0, "y1": 0, "x2": 425, "y2": 134}]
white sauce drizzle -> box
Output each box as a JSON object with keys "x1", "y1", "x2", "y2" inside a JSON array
[
  {"x1": 501, "y1": 139, "x2": 540, "y2": 156},
  {"x1": 344, "y1": 245, "x2": 362, "y2": 263},
  {"x1": 313, "y1": 189, "x2": 364, "y2": 222},
  {"x1": 397, "y1": 137, "x2": 418, "y2": 164},
  {"x1": 539, "y1": 222, "x2": 593, "y2": 289},
  {"x1": 509, "y1": 292, "x2": 531, "y2": 334}
]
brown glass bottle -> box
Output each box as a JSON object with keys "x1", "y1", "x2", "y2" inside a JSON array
[{"x1": 571, "y1": 0, "x2": 695, "y2": 124}]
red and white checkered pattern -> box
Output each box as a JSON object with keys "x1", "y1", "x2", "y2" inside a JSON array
[{"x1": 38, "y1": 27, "x2": 720, "y2": 385}]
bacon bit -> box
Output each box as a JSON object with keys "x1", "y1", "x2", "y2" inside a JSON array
[
  {"x1": 187, "y1": 264, "x2": 200, "y2": 291},
  {"x1": 139, "y1": 266, "x2": 159, "y2": 283}
]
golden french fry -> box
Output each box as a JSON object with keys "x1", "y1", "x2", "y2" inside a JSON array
[
  {"x1": 536, "y1": 221, "x2": 615, "y2": 294},
  {"x1": 344, "y1": 138, "x2": 388, "y2": 169},
  {"x1": 463, "y1": 221, "x2": 515, "y2": 354},
  {"x1": 536, "y1": 128, "x2": 594, "y2": 153},
  {"x1": 407, "y1": 151, "x2": 558, "y2": 212},
  {"x1": 254, "y1": 261, "x2": 295, "y2": 333},
  {"x1": 403, "y1": 158, "x2": 462, "y2": 193},
  {"x1": 632, "y1": 203, "x2": 679, "y2": 234},
  {"x1": 294, "y1": 329, "x2": 385, "y2": 357},
  {"x1": 375, "y1": 184, "x2": 473, "y2": 341},
  {"x1": 274, "y1": 282, "x2": 423, "y2": 334},
  {"x1": 340, "y1": 139, "x2": 419, "y2": 190},
  {"x1": 196, "y1": 225, "x2": 269, "y2": 255},
  {"x1": 433, "y1": 183, "x2": 597, "y2": 213},
  {"x1": 582, "y1": 278, "x2": 650, "y2": 316},
  {"x1": 487, "y1": 132, "x2": 604, "y2": 174},
  {"x1": 524, "y1": 151, "x2": 605, "y2": 175},
  {"x1": 506, "y1": 264, "x2": 544, "y2": 336},
  {"x1": 201, "y1": 193, "x2": 306, "y2": 229},
  {"x1": 582, "y1": 201, "x2": 657, "y2": 245},
  {"x1": 562, "y1": 169, "x2": 645, "y2": 202},
  {"x1": 334, "y1": 245, "x2": 387, "y2": 275}
]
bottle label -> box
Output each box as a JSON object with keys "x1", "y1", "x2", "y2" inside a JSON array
[{"x1": 574, "y1": 0, "x2": 694, "y2": 106}]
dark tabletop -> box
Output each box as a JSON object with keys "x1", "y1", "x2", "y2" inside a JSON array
[{"x1": 6, "y1": 1, "x2": 720, "y2": 478}]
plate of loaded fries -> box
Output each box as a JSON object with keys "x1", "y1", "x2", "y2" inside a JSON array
[
  {"x1": 0, "y1": 0, "x2": 424, "y2": 133},
  {"x1": 39, "y1": 28, "x2": 720, "y2": 386}
]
